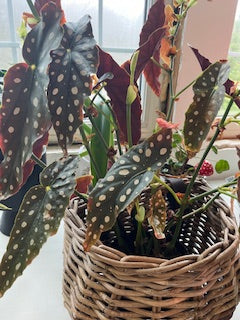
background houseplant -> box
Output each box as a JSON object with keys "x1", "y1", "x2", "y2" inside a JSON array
[{"x1": 0, "y1": 0, "x2": 239, "y2": 318}]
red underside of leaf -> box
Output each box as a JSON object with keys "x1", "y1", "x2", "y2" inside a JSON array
[
  {"x1": 35, "y1": 0, "x2": 66, "y2": 25},
  {"x1": 136, "y1": 0, "x2": 166, "y2": 95},
  {"x1": 97, "y1": 48, "x2": 142, "y2": 144},
  {"x1": 139, "y1": 0, "x2": 165, "y2": 46},
  {"x1": 190, "y1": 46, "x2": 239, "y2": 108}
]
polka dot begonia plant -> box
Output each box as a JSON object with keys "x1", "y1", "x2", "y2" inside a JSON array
[{"x1": 0, "y1": 0, "x2": 239, "y2": 299}]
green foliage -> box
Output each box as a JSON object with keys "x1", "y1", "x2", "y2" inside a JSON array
[
  {"x1": 84, "y1": 128, "x2": 172, "y2": 250},
  {"x1": 90, "y1": 95, "x2": 114, "y2": 186},
  {"x1": 215, "y1": 159, "x2": 230, "y2": 174}
]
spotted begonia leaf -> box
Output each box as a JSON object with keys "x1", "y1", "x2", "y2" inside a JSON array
[
  {"x1": 97, "y1": 48, "x2": 142, "y2": 144},
  {"x1": 190, "y1": 46, "x2": 240, "y2": 109},
  {"x1": 183, "y1": 61, "x2": 230, "y2": 158},
  {"x1": 0, "y1": 156, "x2": 78, "y2": 297},
  {"x1": 48, "y1": 15, "x2": 98, "y2": 154},
  {"x1": 83, "y1": 127, "x2": 172, "y2": 251},
  {"x1": 0, "y1": 3, "x2": 63, "y2": 200},
  {"x1": 147, "y1": 189, "x2": 167, "y2": 240},
  {"x1": 137, "y1": 0, "x2": 166, "y2": 95}
]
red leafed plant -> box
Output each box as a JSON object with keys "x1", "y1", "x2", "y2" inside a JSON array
[{"x1": 0, "y1": 0, "x2": 239, "y2": 298}]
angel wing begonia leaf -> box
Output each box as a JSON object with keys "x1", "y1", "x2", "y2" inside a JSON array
[
  {"x1": 48, "y1": 15, "x2": 98, "y2": 154},
  {"x1": 97, "y1": 48, "x2": 141, "y2": 144},
  {"x1": 0, "y1": 3, "x2": 63, "y2": 200},
  {"x1": 83, "y1": 127, "x2": 172, "y2": 251},
  {"x1": 0, "y1": 156, "x2": 78, "y2": 297},
  {"x1": 183, "y1": 61, "x2": 230, "y2": 158}
]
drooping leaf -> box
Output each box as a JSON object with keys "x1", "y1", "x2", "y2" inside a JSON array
[
  {"x1": 148, "y1": 189, "x2": 166, "y2": 239},
  {"x1": 71, "y1": 174, "x2": 93, "y2": 199},
  {"x1": 136, "y1": 0, "x2": 166, "y2": 95},
  {"x1": 190, "y1": 46, "x2": 240, "y2": 108},
  {"x1": 83, "y1": 127, "x2": 172, "y2": 251},
  {"x1": 0, "y1": 3, "x2": 63, "y2": 200},
  {"x1": 0, "y1": 156, "x2": 78, "y2": 297},
  {"x1": 215, "y1": 159, "x2": 230, "y2": 174},
  {"x1": 90, "y1": 95, "x2": 114, "y2": 186},
  {"x1": 48, "y1": 15, "x2": 98, "y2": 154},
  {"x1": 97, "y1": 48, "x2": 142, "y2": 144},
  {"x1": 183, "y1": 61, "x2": 230, "y2": 158}
]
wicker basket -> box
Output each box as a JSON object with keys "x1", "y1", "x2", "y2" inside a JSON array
[{"x1": 63, "y1": 183, "x2": 240, "y2": 320}]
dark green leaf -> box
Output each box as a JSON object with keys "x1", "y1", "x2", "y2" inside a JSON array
[
  {"x1": 90, "y1": 95, "x2": 113, "y2": 186},
  {"x1": 183, "y1": 61, "x2": 230, "y2": 158},
  {"x1": 172, "y1": 132, "x2": 182, "y2": 145},
  {"x1": 215, "y1": 159, "x2": 230, "y2": 174},
  {"x1": 83, "y1": 127, "x2": 172, "y2": 251},
  {"x1": 0, "y1": 3, "x2": 63, "y2": 198},
  {"x1": 0, "y1": 156, "x2": 78, "y2": 297},
  {"x1": 48, "y1": 15, "x2": 99, "y2": 154}
]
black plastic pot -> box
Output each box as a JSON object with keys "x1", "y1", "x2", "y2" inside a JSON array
[{"x1": 0, "y1": 151, "x2": 46, "y2": 236}]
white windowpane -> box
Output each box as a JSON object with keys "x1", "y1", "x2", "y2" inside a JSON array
[
  {"x1": 61, "y1": 0, "x2": 99, "y2": 41},
  {"x1": 102, "y1": 0, "x2": 145, "y2": 49},
  {"x1": 0, "y1": 47, "x2": 20, "y2": 69},
  {"x1": 107, "y1": 51, "x2": 131, "y2": 65},
  {"x1": 12, "y1": 1, "x2": 29, "y2": 38},
  {"x1": 0, "y1": 0, "x2": 10, "y2": 40}
]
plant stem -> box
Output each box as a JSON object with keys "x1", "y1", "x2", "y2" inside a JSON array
[
  {"x1": 152, "y1": 175, "x2": 181, "y2": 205},
  {"x1": 188, "y1": 179, "x2": 237, "y2": 203},
  {"x1": 79, "y1": 124, "x2": 101, "y2": 179},
  {"x1": 26, "y1": 0, "x2": 40, "y2": 21},
  {"x1": 166, "y1": 4, "x2": 185, "y2": 121},
  {"x1": 31, "y1": 153, "x2": 46, "y2": 169},
  {"x1": 168, "y1": 97, "x2": 235, "y2": 249},
  {"x1": 181, "y1": 193, "x2": 220, "y2": 221},
  {"x1": 173, "y1": 79, "x2": 196, "y2": 100},
  {"x1": 218, "y1": 189, "x2": 239, "y2": 200},
  {"x1": 135, "y1": 221, "x2": 143, "y2": 255},
  {"x1": 126, "y1": 103, "x2": 133, "y2": 148}
]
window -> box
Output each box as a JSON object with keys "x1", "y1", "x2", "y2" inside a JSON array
[
  {"x1": 0, "y1": 0, "x2": 158, "y2": 140},
  {"x1": 1, "y1": 1, "x2": 239, "y2": 143}
]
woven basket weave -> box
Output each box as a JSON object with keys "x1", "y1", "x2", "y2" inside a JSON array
[{"x1": 63, "y1": 182, "x2": 240, "y2": 320}]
